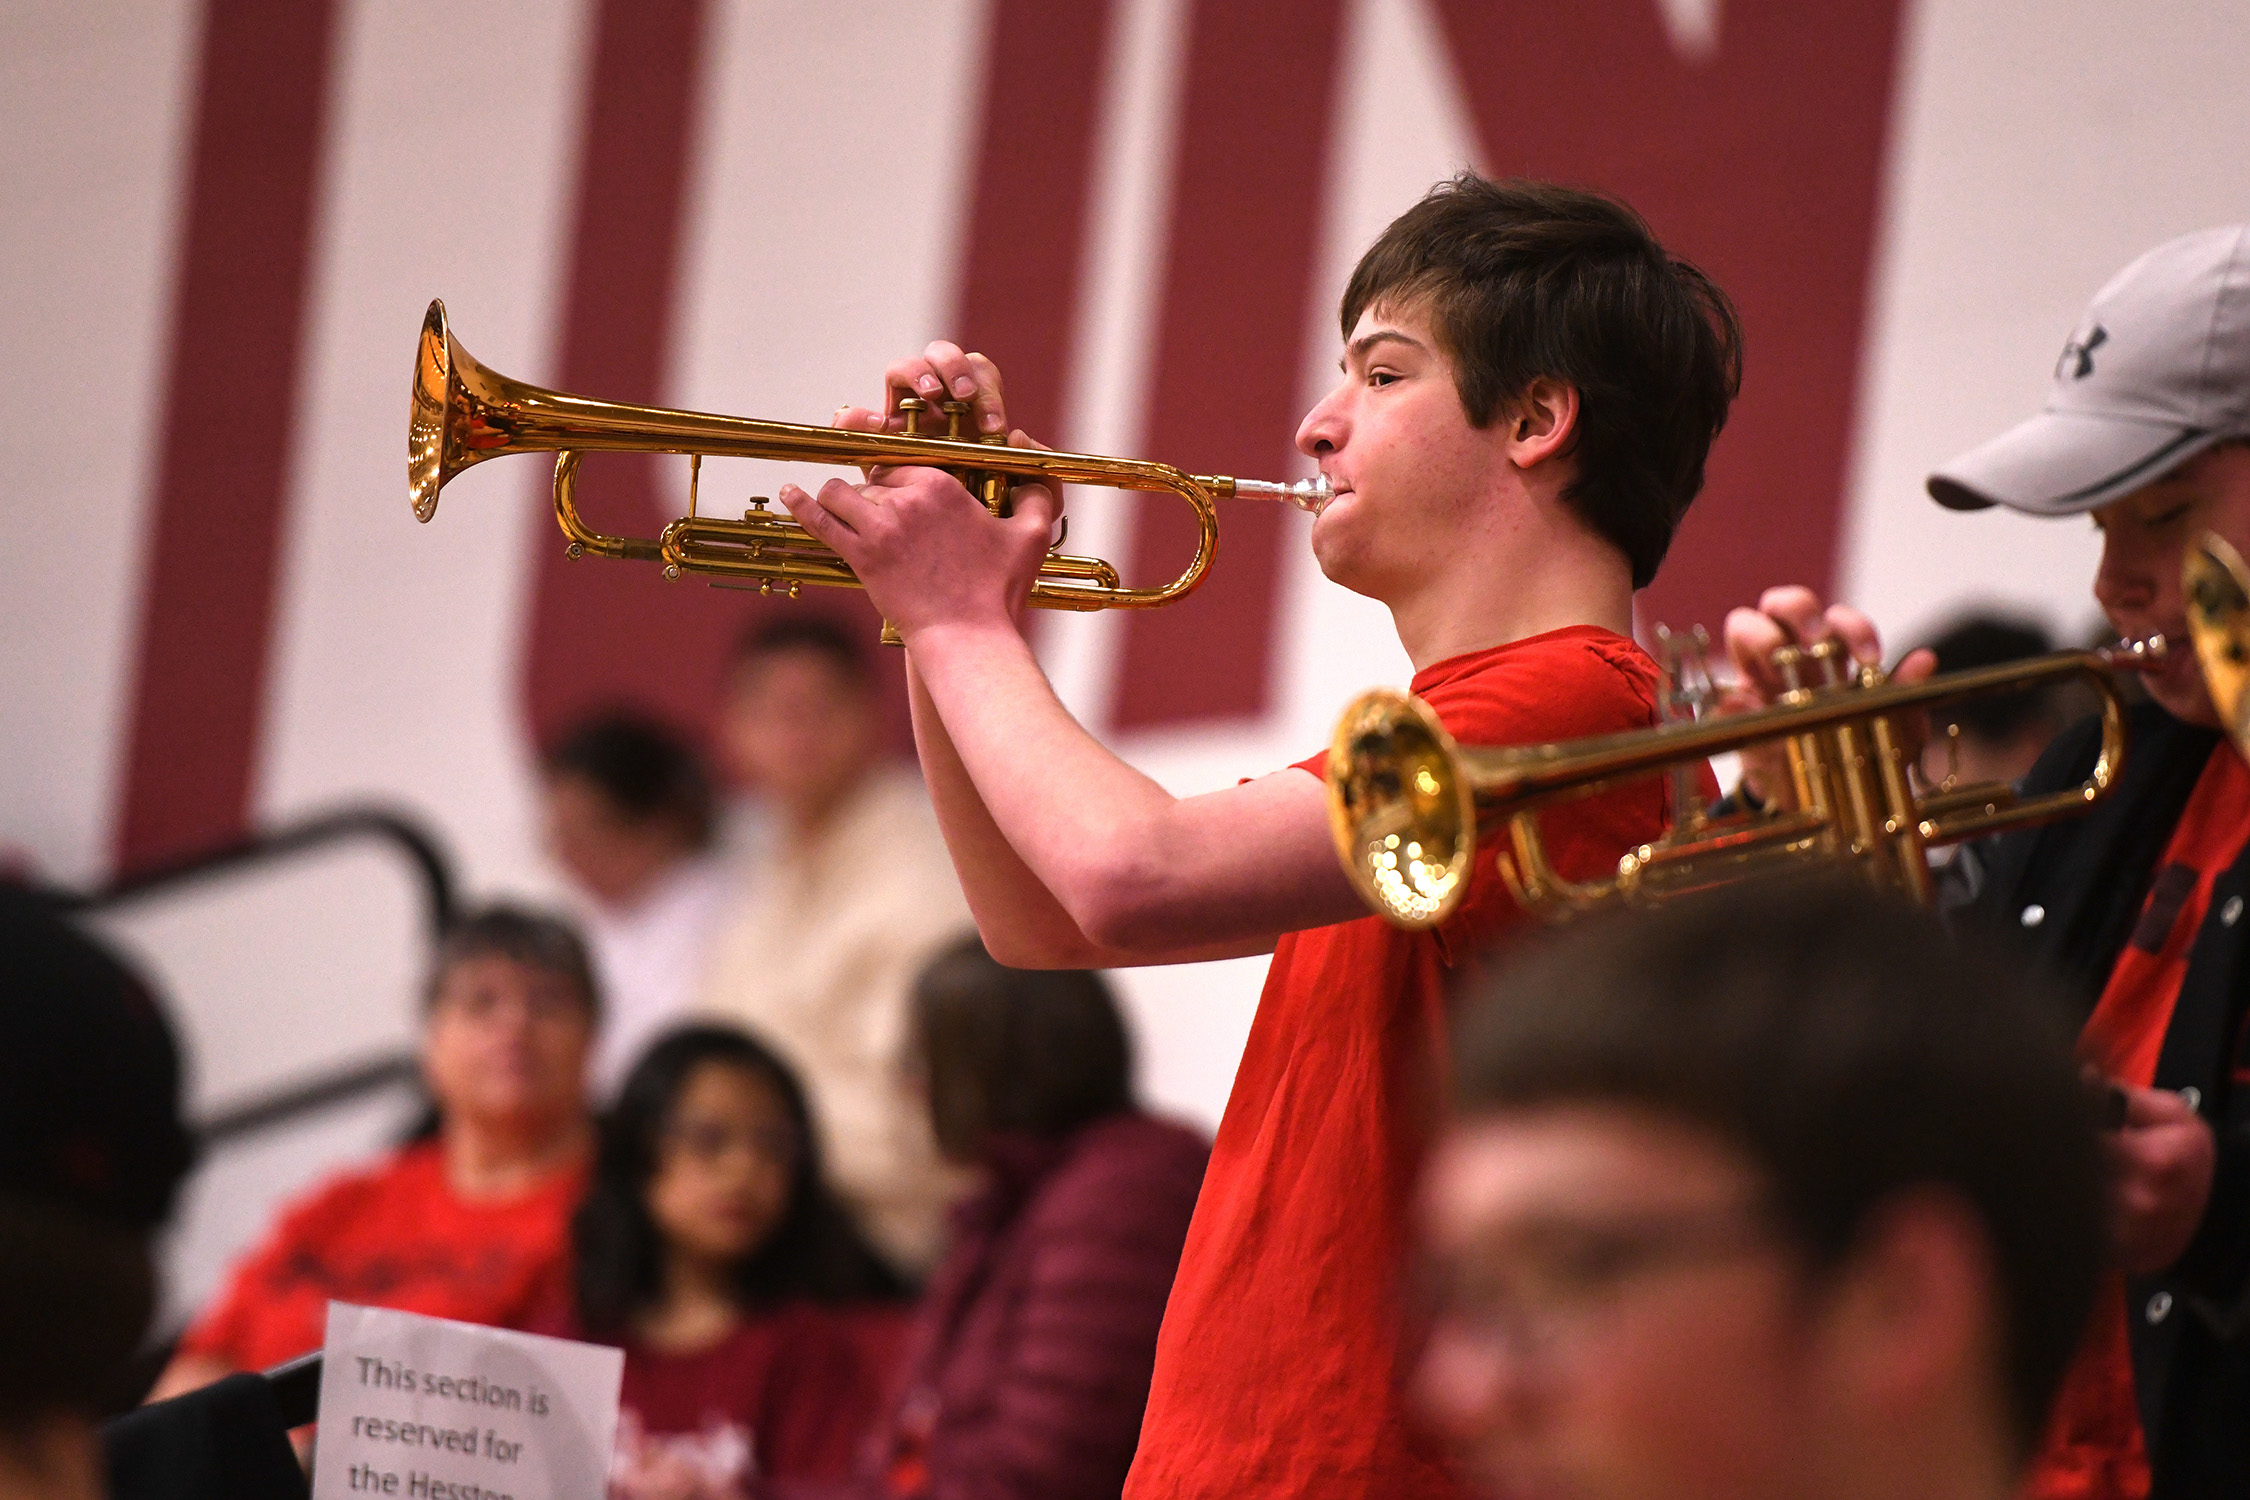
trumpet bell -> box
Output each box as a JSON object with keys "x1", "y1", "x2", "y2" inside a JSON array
[
  {"x1": 1326, "y1": 689, "x2": 1475, "y2": 927},
  {"x1": 409, "y1": 300, "x2": 457, "y2": 522},
  {"x1": 411, "y1": 299, "x2": 529, "y2": 523},
  {"x1": 2187, "y1": 531, "x2": 2250, "y2": 752}
]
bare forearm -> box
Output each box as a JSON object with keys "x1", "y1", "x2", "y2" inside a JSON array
[
  {"x1": 913, "y1": 624, "x2": 1185, "y2": 929},
  {"x1": 909, "y1": 621, "x2": 1354, "y2": 949},
  {"x1": 906, "y1": 658, "x2": 1112, "y2": 966}
]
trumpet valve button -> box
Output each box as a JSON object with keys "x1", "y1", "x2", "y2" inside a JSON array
[
  {"x1": 746, "y1": 495, "x2": 770, "y2": 512},
  {"x1": 940, "y1": 399, "x2": 970, "y2": 438},
  {"x1": 896, "y1": 396, "x2": 928, "y2": 436}
]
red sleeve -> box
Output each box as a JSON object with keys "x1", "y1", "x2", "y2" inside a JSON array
[
  {"x1": 1290, "y1": 632, "x2": 1674, "y2": 961},
  {"x1": 1289, "y1": 631, "x2": 1659, "y2": 778},
  {"x1": 172, "y1": 1165, "x2": 379, "y2": 1367}
]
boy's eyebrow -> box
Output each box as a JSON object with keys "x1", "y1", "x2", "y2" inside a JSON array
[{"x1": 1340, "y1": 329, "x2": 1428, "y2": 370}]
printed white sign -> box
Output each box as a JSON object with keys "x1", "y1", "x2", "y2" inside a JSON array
[{"x1": 311, "y1": 1303, "x2": 624, "y2": 1500}]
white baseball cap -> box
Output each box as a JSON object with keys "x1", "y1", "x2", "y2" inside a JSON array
[{"x1": 1928, "y1": 224, "x2": 2250, "y2": 515}]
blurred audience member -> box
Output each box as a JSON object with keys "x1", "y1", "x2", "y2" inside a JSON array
[
  {"x1": 1413, "y1": 881, "x2": 2104, "y2": 1500},
  {"x1": 1912, "y1": 614, "x2": 2069, "y2": 788},
  {"x1": 701, "y1": 619, "x2": 973, "y2": 1273},
  {"x1": 152, "y1": 906, "x2": 598, "y2": 1395},
  {"x1": 859, "y1": 940, "x2": 1207, "y2": 1500},
  {"x1": 535, "y1": 1024, "x2": 904, "y2": 1498},
  {"x1": 544, "y1": 713, "x2": 729, "y2": 1095},
  {"x1": 0, "y1": 892, "x2": 199, "y2": 1500}
]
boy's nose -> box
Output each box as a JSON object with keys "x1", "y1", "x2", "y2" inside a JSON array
[
  {"x1": 1296, "y1": 386, "x2": 1345, "y2": 458},
  {"x1": 2093, "y1": 533, "x2": 2157, "y2": 615}
]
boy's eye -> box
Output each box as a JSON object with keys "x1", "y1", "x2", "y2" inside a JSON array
[
  {"x1": 2148, "y1": 503, "x2": 2192, "y2": 527},
  {"x1": 1368, "y1": 370, "x2": 1400, "y2": 387}
]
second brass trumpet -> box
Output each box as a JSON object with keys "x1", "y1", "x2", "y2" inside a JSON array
[{"x1": 1323, "y1": 626, "x2": 2195, "y2": 930}]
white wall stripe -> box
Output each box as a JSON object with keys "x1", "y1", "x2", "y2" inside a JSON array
[
  {"x1": 1839, "y1": 0, "x2": 2250, "y2": 653},
  {"x1": 257, "y1": 0, "x2": 596, "y2": 901},
  {"x1": 0, "y1": 1, "x2": 201, "y2": 885},
  {"x1": 1040, "y1": 0, "x2": 1194, "y2": 732}
]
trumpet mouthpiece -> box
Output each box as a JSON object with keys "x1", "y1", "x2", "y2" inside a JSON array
[{"x1": 1233, "y1": 474, "x2": 1334, "y2": 514}]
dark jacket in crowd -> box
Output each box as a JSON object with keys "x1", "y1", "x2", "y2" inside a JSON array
[
  {"x1": 876, "y1": 1111, "x2": 1208, "y2": 1500},
  {"x1": 1957, "y1": 703, "x2": 2250, "y2": 1496}
]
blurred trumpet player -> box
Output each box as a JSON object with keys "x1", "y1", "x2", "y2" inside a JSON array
[
  {"x1": 779, "y1": 174, "x2": 1744, "y2": 1500},
  {"x1": 1723, "y1": 225, "x2": 2250, "y2": 1499}
]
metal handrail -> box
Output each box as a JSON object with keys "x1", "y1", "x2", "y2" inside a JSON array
[
  {"x1": 62, "y1": 806, "x2": 455, "y2": 940},
  {"x1": 37, "y1": 806, "x2": 457, "y2": 1146}
]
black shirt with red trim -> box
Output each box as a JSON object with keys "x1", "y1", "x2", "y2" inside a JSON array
[{"x1": 1957, "y1": 702, "x2": 2250, "y2": 1498}]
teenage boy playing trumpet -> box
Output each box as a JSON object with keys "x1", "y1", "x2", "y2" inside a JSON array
[{"x1": 780, "y1": 173, "x2": 1743, "y2": 1500}]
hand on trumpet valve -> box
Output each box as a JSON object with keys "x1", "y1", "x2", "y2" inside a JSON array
[
  {"x1": 881, "y1": 340, "x2": 1011, "y2": 437},
  {"x1": 778, "y1": 458, "x2": 1060, "y2": 639},
  {"x1": 1719, "y1": 585, "x2": 1940, "y2": 810}
]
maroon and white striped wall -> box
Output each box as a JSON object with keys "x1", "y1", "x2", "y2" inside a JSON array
[{"x1": 9, "y1": 0, "x2": 2248, "y2": 1130}]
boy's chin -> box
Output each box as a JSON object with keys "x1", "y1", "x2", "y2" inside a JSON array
[{"x1": 1309, "y1": 532, "x2": 1400, "y2": 604}]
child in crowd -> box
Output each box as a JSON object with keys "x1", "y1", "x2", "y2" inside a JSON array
[{"x1": 537, "y1": 1025, "x2": 906, "y2": 1499}]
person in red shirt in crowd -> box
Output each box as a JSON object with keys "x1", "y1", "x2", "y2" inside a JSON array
[
  {"x1": 1721, "y1": 225, "x2": 2250, "y2": 1498},
  {"x1": 151, "y1": 906, "x2": 600, "y2": 1395},
  {"x1": 533, "y1": 1023, "x2": 905, "y2": 1499},
  {"x1": 858, "y1": 939, "x2": 1206, "y2": 1500},
  {"x1": 778, "y1": 173, "x2": 1743, "y2": 1499}
]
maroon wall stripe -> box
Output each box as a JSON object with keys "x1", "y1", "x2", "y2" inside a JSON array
[
  {"x1": 518, "y1": 0, "x2": 903, "y2": 761},
  {"x1": 948, "y1": 0, "x2": 1115, "y2": 660},
  {"x1": 1432, "y1": 0, "x2": 1905, "y2": 639},
  {"x1": 522, "y1": 0, "x2": 1114, "y2": 765},
  {"x1": 951, "y1": 0, "x2": 1115, "y2": 446},
  {"x1": 1108, "y1": 0, "x2": 1349, "y2": 732},
  {"x1": 115, "y1": 0, "x2": 337, "y2": 874}
]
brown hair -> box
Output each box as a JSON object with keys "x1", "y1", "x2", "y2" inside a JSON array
[
  {"x1": 1450, "y1": 878, "x2": 2103, "y2": 1457},
  {"x1": 910, "y1": 937, "x2": 1132, "y2": 1161},
  {"x1": 1342, "y1": 173, "x2": 1743, "y2": 588}
]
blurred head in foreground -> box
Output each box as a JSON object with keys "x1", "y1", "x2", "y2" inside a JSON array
[
  {"x1": 0, "y1": 891, "x2": 193, "y2": 1500},
  {"x1": 1414, "y1": 879, "x2": 2103, "y2": 1500}
]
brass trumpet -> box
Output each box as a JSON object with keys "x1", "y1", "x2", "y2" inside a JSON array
[
  {"x1": 408, "y1": 300, "x2": 1330, "y2": 622},
  {"x1": 1326, "y1": 534, "x2": 2250, "y2": 928}
]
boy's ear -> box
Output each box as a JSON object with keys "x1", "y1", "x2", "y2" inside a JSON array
[
  {"x1": 1503, "y1": 378, "x2": 1580, "y2": 469},
  {"x1": 1813, "y1": 1189, "x2": 1999, "y2": 1436}
]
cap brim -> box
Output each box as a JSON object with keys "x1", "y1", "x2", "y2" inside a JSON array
[{"x1": 1927, "y1": 410, "x2": 2215, "y2": 515}]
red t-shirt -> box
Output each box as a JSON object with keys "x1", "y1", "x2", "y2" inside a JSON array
[
  {"x1": 535, "y1": 1302, "x2": 889, "y2": 1487},
  {"x1": 176, "y1": 1140, "x2": 585, "y2": 1371},
  {"x1": 2027, "y1": 746, "x2": 2250, "y2": 1500},
  {"x1": 1125, "y1": 626, "x2": 1690, "y2": 1500}
]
